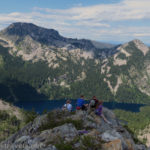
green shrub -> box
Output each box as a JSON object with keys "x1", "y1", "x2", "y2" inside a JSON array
[
  {"x1": 39, "y1": 110, "x2": 83, "y2": 131},
  {"x1": 55, "y1": 142, "x2": 74, "y2": 150},
  {"x1": 0, "y1": 110, "x2": 22, "y2": 142},
  {"x1": 45, "y1": 135, "x2": 75, "y2": 150},
  {"x1": 114, "y1": 107, "x2": 150, "y2": 145},
  {"x1": 80, "y1": 136, "x2": 102, "y2": 150},
  {"x1": 24, "y1": 109, "x2": 38, "y2": 124},
  {"x1": 0, "y1": 110, "x2": 10, "y2": 121},
  {"x1": 123, "y1": 125, "x2": 142, "y2": 144},
  {"x1": 63, "y1": 118, "x2": 83, "y2": 130},
  {"x1": 116, "y1": 53, "x2": 126, "y2": 60},
  {"x1": 10, "y1": 116, "x2": 20, "y2": 126}
]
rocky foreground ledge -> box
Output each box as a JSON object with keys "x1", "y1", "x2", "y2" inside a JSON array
[{"x1": 0, "y1": 107, "x2": 147, "y2": 150}]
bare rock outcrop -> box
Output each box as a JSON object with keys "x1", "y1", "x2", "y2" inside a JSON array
[{"x1": 0, "y1": 108, "x2": 146, "y2": 150}]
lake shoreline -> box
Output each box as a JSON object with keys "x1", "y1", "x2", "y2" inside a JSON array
[{"x1": 13, "y1": 100, "x2": 145, "y2": 114}]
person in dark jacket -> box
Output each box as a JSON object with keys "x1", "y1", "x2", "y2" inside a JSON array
[{"x1": 89, "y1": 96, "x2": 99, "y2": 109}]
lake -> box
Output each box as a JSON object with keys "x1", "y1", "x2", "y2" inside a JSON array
[{"x1": 13, "y1": 100, "x2": 145, "y2": 114}]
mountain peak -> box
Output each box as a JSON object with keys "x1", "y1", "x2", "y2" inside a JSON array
[
  {"x1": 132, "y1": 39, "x2": 149, "y2": 55},
  {"x1": 0, "y1": 22, "x2": 67, "y2": 47},
  {"x1": 1, "y1": 22, "x2": 62, "y2": 44},
  {"x1": 0, "y1": 22, "x2": 96, "y2": 49},
  {"x1": 0, "y1": 22, "x2": 117, "y2": 55},
  {"x1": 2, "y1": 22, "x2": 60, "y2": 37},
  {"x1": 119, "y1": 39, "x2": 149, "y2": 56},
  {"x1": 132, "y1": 39, "x2": 142, "y2": 42}
]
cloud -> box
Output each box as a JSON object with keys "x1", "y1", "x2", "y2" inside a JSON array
[
  {"x1": 134, "y1": 33, "x2": 150, "y2": 37},
  {"x1": 0, "y1": 0, "x2": 150, "y2": 43},
  {"x1": 75, "y1": 21, "x2": 110, "y2": 27},
  {"x1": 0, "y1": 12, "x2": 34, "y2": 23},
  {"x1": 33, "y1": 0, "x2": 150, "y2": 21}
]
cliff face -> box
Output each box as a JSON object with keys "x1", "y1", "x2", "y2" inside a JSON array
[{"x1": 0, "y1": 108, "x2": 146, "y2": 150}]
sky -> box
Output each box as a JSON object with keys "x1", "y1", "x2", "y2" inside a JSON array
[{"x1": 0, "y1": 0, "x2": 150, "y2": 44}]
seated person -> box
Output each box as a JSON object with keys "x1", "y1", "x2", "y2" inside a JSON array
[
  {"x1": 89, "y1": 96, "x2": 99, "y2": 109},
  {"x1": 62, "y1": 100, "x2": 72, "y2": 112},
  {"x1": 76, "y1": 95, "x2": 88, "y2": 110},
  {"x1": 95, "y1": 101, "x2": 112, "y2": 124}
]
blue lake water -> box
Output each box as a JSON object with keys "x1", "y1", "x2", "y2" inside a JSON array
[{"x1": 13, "y1": 100, "x2": 145, "y2": 114}]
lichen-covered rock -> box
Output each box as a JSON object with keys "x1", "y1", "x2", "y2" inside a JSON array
[
  {"x1": 38, "y1": 123, "x2": 78, "y2": 144},
  {"x1": 102, "y1": 139, "x2": 122, "y2": 150},
  {"x1": 135, "y1": 144, "x2": 147, "y2": 150},
  {"x1": 101, "y1": 129, "x2": 123, "y2": 142}
]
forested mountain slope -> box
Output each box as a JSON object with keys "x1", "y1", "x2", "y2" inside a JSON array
[{"x1": 0, "y1": 22, "x2": 150, "y2": 103}]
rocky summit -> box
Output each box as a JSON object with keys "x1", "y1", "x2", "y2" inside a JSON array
[
  {"x1": 0, "y1": 108, "x2": 147, "y2": 150},
  {"x1": 0, "y1": 22, "x2": 115, "y2": 51}
]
